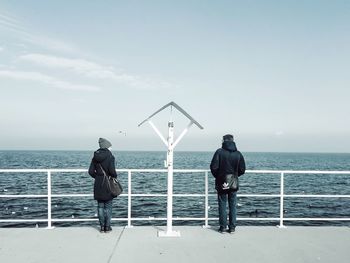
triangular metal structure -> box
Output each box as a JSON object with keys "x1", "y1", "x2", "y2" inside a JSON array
[
  {"x1": 138, "y1": 101, "x2": 204, "y2": 129},
  {"x1": 139, "y1": 102, "x2": 203, "y2": 237}
]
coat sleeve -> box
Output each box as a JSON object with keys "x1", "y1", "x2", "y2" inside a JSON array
[
  {"x1": 88, "y1": 159, "x2": 97, "y2": 178},
  {"x1": 238, "y1": 152, "x2": 246, "y2": 176},
  {"x1": 210, "y1": 150, "x2": 220, "y2": 178},
  {"x1": 108, "y1": 156, "x2": 118, "y2": 178}
]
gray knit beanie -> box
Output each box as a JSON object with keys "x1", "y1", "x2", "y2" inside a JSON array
[{"x1": 98, "y1": 138, "x2": 112, "y2": 149}]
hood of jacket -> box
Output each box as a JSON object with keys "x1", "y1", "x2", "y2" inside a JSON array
[
  {"x1": 93, "y1": 148, "x2": 111, "y2": 163},
  {"x1": 222, "y1": 141, "x2": 237, "y2": 152}
]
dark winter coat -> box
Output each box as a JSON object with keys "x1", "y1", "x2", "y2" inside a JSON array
[
  {"x1": 210, "y1": 141, "x2": 246, "y2": 192},
  {"x1": 88, "y1": 148, "x2": 117, "y2": 201}
]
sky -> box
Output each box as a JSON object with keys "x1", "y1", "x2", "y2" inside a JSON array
[{"x1": 0, "y1": 0, "x2": 349, "y2": 152}]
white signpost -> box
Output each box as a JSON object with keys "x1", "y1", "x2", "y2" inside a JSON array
[{"x1": 138, "y1": 101, "x2": 203, "y2": 237}]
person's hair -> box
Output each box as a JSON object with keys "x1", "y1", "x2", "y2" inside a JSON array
[{"x1": 222, "y1": 134, "x2": 234, "y2": 141}]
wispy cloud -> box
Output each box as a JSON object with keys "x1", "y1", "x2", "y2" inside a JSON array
[
  {"x1": 23, "y1": 35, "x2": 77, "y2": 53},
  {"x1": 19, "y1": 53, "x2": 173, "y2": 90},
  {"x1": 0, "y1": 70, "x2": 100, "y2": 92},
  {"x1": 0, "y1": 12, "x2": 77, "y2": 53},
  {"x1": 20, "y1": 53, "x2": 118, "y2": 77},
  {"x1": 1, "y1": 11, "x2": 177, "y2": 91},
  {"x1": 0, "y1": 13, "x2": 26, "y2": 33}
]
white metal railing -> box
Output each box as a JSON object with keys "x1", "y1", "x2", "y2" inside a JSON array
[{"x1": 0, "y1": 169, "x2": 350, "y2": 228}]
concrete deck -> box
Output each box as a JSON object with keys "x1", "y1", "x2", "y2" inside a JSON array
[{"x1": 0, "y1": 226, "x2": 349, "y2": 263}]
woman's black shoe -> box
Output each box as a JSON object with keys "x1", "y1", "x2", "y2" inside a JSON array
[{"x1": 104, "y1": 226, "x2": 112, "y2": 233}]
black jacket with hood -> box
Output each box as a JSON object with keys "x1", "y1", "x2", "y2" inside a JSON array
[
  {"x1": 88, "y1": 148, "x2": 117, "y2": 201},
  {"x1": 210, "y1": 141, "x2": 246, "y2": 192}
]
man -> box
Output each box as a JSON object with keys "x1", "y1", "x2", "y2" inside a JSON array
[{"x1": 210, "y1": 134, "x2": 246, "y2": 233}]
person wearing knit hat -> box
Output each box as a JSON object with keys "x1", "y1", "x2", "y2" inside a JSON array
[
  {"x1": 88, "y1": 137, "x2": 118, "y2": 233},
  {"x1": 98, "y1": 138, "x2": 112, "y2": 149}
]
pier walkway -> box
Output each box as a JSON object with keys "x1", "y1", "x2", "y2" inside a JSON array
[{"x1": 0, "y1": 226, "x2": 349, "y2": 263}]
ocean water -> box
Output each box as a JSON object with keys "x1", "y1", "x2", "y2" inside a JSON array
[{"x1": 0, "y1": 151, "x2": 349, "y2": 227}]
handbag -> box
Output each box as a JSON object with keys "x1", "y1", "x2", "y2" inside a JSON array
[
  {"x1": 217, "y1": 154, "x2": 240, "y2": 192},
  {"x1": 99, "y1": 164, "x2": 123, "y2": 198},
  {"x1": 222, "y1": 174, "x2": 239, "y2": 191}
]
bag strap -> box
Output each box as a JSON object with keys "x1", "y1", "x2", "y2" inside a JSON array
[{"x1": 98, "y1": 163, "x2": 109, "y2": 177}]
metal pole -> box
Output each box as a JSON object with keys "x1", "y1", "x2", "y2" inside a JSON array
[
  {"x1": 47, "y1": 171, "x2": 53, "y2": 229},
  {"x1": 204, "y1": 171, "x2": 209, "y2": 228},
  {"x1": 158, "y1": 121, "x2": 180, "y2": 237},
  {"x1": 172, "y1": 121, "x2": 193, "y2": 148},
  {"x1": 149, "y1": 120, "x2": 167, "y2": 146},
  {"x1": 167, "y1": 121, "x2": 174, "y2": 233},
  {"x1": 278, "y1": 172, "x2": 286, "y2": 228},
  {"x1": 127, "y1": 170, "x2": 133, "y2": 228}
]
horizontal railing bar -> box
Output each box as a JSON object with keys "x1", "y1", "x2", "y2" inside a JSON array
[
  {"x1": 52, "y1": 217, "x2": 350, "y2": 222},
  {"x1": 238, "y1": 194, "x2": 281, "y2": 197},
  {"x1": 2, "y1": 194, "x2": 349, "y2": 198},
  {"x1": 52, "y1": 219, "x2": 98, "y2": 222},
  {"x1": 284, "y1": 194, "x2": 350, "y2": 198},
  {"x1": 1, "y1": 169, "x2": 350, "y2": 174},
  {"x1": 246, "y1": 170, "x2": 350, "y2": 175},
  {"x1": 120, "y1": 217, "x2": 206, "y2": 221},
  {"x1": 131, "y1": 194, "x2": 206, "y2": 197},
  {"x1": 0, "y1": 195, "x2": 48, "y2": 198},
  {"x1": 237, "y1": 218, "x2": 280, "y2": 221},
  {"x1": 2, "y1": 217, "x2": 349, "y2": 224},
  {"x1": 0, "y1": 169, "x2": 89, "y2": 173},
  {"x1": 0, "y1": 219, "x2": 48, "y2": 223},
  {"x1": 52, "y1": 194, "x2": 129, "y2": 198},
  {"x1": 185, "y1": 217, "x2": 281, "y2": 221},
  {"x1": 51, "y1": 194, "x2": 92, "y2": 197},
  {"x1": 52, "y1": 219, "x2": 126, "y2": 222},
  {"x1": 197, "y1": 217, "x2": 350, "y2": 221},
  {"x1": 283, "y1": 218, "x2": 350, "y2": 221}
]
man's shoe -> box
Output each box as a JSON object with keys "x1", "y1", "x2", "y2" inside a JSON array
[
  {"x1": 218, "y1": 227, "x2": 225, "y2": 233},
  {"x1": 227, "y1": 227, "x2": 235, "y2": 234},
  {"x1": 100, "y1": 226, "x2": 104, "y2": 233},
  {"x1": 104, "y1": 226, "x2": 112, "y2": 233}
]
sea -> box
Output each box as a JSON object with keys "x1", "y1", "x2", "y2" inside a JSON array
[{"x1": 0, "y1": 151, "x2": 349, "y2": 227}]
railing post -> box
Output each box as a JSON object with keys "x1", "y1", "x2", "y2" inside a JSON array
[
  {"x1": 203, "y1": 171, "x2": 209, "y2": 228},
  {"x1": 278, "y1": 172, "x2": 286, "y2": 228},
  {"x1": 126, "y1": 170, "x2": 133, "y2": 228},
  {"x1": 46, "y1": 171, "x2": 54, "y2": 229}
]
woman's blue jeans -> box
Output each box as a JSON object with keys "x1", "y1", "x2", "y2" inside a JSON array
[
  {"x1": 218, "y1": 191, "x2": 237, "y2": 229},
  {"x1": 97, "y1": 200, "x2": 113, "y2": 228}
]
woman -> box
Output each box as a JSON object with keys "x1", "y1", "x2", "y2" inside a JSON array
[{"x1": 88, "y1": 138, "x2": 118, "y2": 233}]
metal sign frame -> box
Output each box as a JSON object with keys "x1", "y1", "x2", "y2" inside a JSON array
[{"x1": 138, "y1": 101, "x2": 203, "y2": 237}]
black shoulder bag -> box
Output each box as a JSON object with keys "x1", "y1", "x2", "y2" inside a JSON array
[
  {"x1": 220, "y1": 154, "x2": 241, "y2": 192},
  {"x1": 99, "y1": 164, "x2": 123, "y2": 198}
]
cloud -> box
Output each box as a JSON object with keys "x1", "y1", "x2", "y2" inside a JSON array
[
  {"x1": 0, "y1": 70, "x2": 100, "y2": 91},
  {"x1": 19, "y1": 53, "x2": 173, "y2": 90},
  {"x1": 20, "y1": 53, "x2": 116, "y2": 76},
  {"x1": 0, "y1": 46, "x2": 4, "y2": 52},
  {"x1": 0, "y1": 12, "x2": 77, "y2": 53},
  {"x1": 1, "y1": 12, "x2": 177, "y2": 91},
  {"x1": 23, "y1": 35, "x2": 77, "y2": 53},
  {"x1": 0, "y1": 13, "x2": 25, "y2": 32}
]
